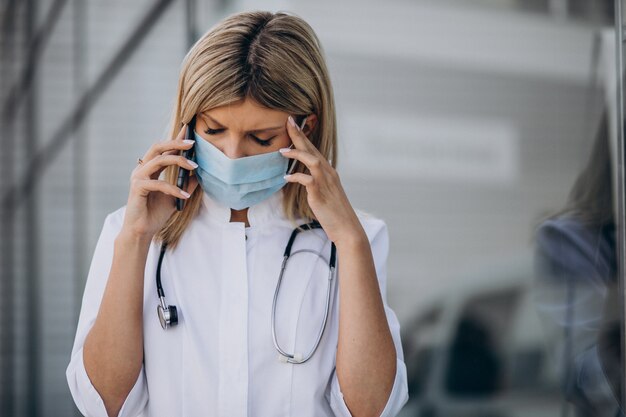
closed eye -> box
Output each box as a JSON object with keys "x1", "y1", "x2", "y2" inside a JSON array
[
  {"x1": 204, "y1": 126, "x2": 274, "y2": 147},
  {"x1": 251, "y1": 134, "x2": 275, "y2": 147},
  {"x1": 204, "y1": 127, "x2": 225, "y2": 135}
]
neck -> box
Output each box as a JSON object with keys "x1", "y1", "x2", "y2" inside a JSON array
[{"x1": 230, "y1": 208, "x2": 250, "y2": 227}]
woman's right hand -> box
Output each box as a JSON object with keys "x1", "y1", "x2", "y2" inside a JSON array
[{"x1": 121, "y1": 123, "x2": 200, "y2": 239}]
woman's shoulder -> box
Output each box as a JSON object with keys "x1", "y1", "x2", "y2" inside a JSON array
[
  {"x1": 354, "y1": 208, "x2": 388, "y2": 243},
  {"x1": 535, "y1": 215, "x2": 616, "y2": 278},
  {"x1": 101, "y1": 204, "x2": 127, "y2": 233},
  {"x1": 536, "y1": 216, "x2": 601, "y2": 257}
]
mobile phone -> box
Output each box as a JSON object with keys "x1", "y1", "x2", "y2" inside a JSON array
[
  {"x1": 286, "y1": 117, "x2": 308, "y2": 175},
  {"x1": 175, "y1": 115, "x2": 197, "y2": 211}
]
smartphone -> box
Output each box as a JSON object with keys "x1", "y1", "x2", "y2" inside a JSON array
[
  {"x1": 285, "y1": 117, "x2": 308, "y2": 175},
  {"x1": 175, "y1": 115, "x2": 197, "y2": 211}
]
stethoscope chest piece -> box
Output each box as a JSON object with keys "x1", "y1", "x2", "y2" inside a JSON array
[{"x1": 157, "y1": 300, "x2": 178, "y2": 330}]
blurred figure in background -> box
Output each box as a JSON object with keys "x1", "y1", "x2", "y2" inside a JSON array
[{"x1": 534, "y1": 108, "x2": 622, "y2": 417}]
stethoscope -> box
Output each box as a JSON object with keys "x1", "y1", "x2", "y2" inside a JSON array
[{"x1": 156, "y1": 221, "x2": 337, "y2": 365}]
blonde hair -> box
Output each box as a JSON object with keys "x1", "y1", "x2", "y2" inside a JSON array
[{"x1": 155, "y1": 10, "x2": 337, "y2": 249}]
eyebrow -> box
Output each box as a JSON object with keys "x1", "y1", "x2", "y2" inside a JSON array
[{"x1": 200, "y1": 113, "x2": 284, "y2": 134}]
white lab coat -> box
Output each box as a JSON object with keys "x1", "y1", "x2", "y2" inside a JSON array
[{"x1": 66, "y1": 190, "x2": 409, "y2": 417}]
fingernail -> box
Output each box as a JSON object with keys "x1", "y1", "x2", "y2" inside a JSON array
[
  {"x1": 183, "y1": 139, "x2": 195, "y2": 144},
  {"x1": 187, "y1": 159, "x2": 198, "y2": 168},
  {"x1": 288, "y1": 116, "x2": 296, "y2": 128},
  {"x1": 181, "y1": 190, "x2": 191, "y2": 198},
  {"x1": 283, "y1": 174, "x2": 291, "y2": 180},
  {"x1": 279, "y1": 148, "x2": 291, "y2": 153}
]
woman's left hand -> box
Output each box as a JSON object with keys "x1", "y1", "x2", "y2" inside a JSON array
[{"x1": 280, "y1": 116, "x2": 366, "y2": 246}]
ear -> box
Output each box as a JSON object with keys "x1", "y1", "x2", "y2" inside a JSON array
[{"x1": 301, "y1": 114, "x2": 318, "y2": 136}]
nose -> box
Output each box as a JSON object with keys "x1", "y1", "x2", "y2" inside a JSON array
[{"x1": 220, "y1": 136, "x2": 247, "y2": 159}]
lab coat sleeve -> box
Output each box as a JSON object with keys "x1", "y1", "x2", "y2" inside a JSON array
[
  {"x1": 328, "y1": 218, "x2": 409, "y2": 417},
  {"x1": 66, "y1": 207, "x2": 149, "y2": 417}
]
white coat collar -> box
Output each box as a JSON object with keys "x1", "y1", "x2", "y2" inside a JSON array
[{"x1": 200, "y1": 189, "x2": 289, "y2": 228}]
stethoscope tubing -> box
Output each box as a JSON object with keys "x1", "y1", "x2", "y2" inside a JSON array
[
  {"x1": 155, "y1": 220, "x2": 337, "y2": 365},
  {"x1": 271, "y1": 249, "x2": 336, "y2": 364}
]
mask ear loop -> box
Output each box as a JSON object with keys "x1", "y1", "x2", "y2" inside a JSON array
[{"x1": 286, "y1": 117, "x2": 309, "y2": 175}]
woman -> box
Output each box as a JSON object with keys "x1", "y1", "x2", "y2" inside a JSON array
[
  {"x1": 66, "y1": 10, "x2": 408, "y2": 417},
  {"x1": 534, "y1": 109, "x2": 621, "y2": 416}
]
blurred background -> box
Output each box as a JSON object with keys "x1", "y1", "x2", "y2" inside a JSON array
[{"x1": 1, "y1": 0, "x2": 624, "y2": 416}]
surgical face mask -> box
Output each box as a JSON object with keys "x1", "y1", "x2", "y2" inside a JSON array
[{"x1": 193, "y1": 130, "x2": 289, "y2": 210}]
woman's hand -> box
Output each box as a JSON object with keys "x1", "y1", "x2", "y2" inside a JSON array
[
  {"x1": 280, "y1": 116, "x2": 365, "y2": 245},
  {"x1": 122, "y1": 123, "x2": 200, "y2": 239},
  {"x1": 281, "y1": 116, "x2": 398, "y2": 414}
]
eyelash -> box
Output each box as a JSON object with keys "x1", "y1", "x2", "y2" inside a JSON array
[{"x1": 204, "y1": 128, "x2": 274, "y2": 147}]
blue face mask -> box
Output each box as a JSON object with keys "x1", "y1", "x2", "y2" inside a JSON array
[{"x1": 193, "y1": 130, "x2": 290, "y2": 210}]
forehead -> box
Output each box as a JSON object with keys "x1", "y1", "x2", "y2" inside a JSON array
[{"x1": 202, "y1": 98, "x2": 288, "y2": 127}]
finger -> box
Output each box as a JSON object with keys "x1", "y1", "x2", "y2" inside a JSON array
[
  {"x1": 284, "y1": 172, "x2": 314, "y2": 187},
  {"x1": 142, "y1": 136, "x2": 194, "y2": 163},
  {"x1": 186, "y1": 172, "x2": 199, "y2": 195},
  {"x1": 279, "y1": 147, "x2": 325, "y2": 175},
  {"x1": 173, "y1": 169, "x2": 200, "y2": 197},
  {"x1": 161, "y1": 149, "x2": 179, "y2": 157},
  {"x1": 136, "y1": 154, "x2": 197, "y2": 180},
  {"x1": 175, "y1": 122, "x2": 188, "y2": 141},
  {"x1": 134, "y1": 178, "x2": 191, "y2": 199},
  {"x1": 286, "y1": 116, "x2": 318, "y2": 154}
]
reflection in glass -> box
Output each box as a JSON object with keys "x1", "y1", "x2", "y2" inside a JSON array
[
  {"x1": 400, "y1": 268, "x2": 553, "y2": 417},
  {"x1": 534, "y1": 109, "x2": 622, "y2": 417}
]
